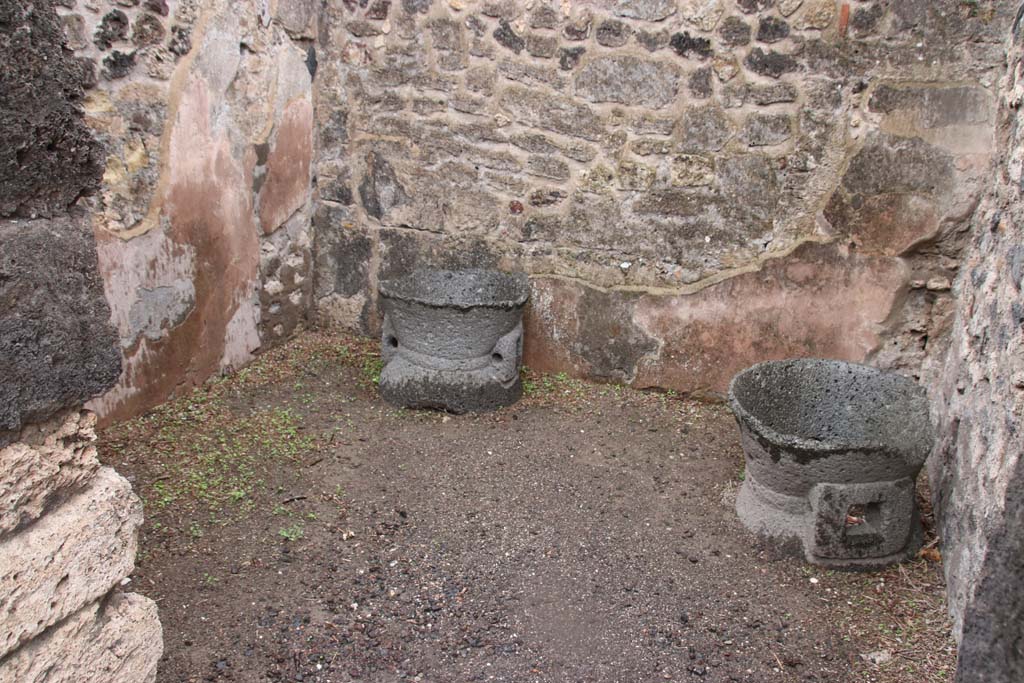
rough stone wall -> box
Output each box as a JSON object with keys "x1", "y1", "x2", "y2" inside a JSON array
[
  {"x1": 51, "y1": 0, "x2": 318, "y2": 423},
  {"x1": 313, "y1": 0, "x2": 1010, "y2": 394},
  {"x1": 0, "y1": 2, "x2": 162, "y2": 679},
  {"x1": 930, "y1": 13, "x2": 1024, "y2": 682}
]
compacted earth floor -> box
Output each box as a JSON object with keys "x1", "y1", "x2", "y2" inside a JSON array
[{"x1": 100, "y1": 333, "x2": 956, "y2": 683}]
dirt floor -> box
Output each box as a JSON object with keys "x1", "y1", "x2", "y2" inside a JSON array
[{"x1": 99, "y1": 333, "x2": 956, "y2": 683}]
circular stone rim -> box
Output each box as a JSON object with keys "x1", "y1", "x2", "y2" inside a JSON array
[
  {"x1": 728, "y1": 358, "x2": 932, "y2": 460},
  {"x1": 379, "y1": 268, "x2": 530, "y2": 310}
]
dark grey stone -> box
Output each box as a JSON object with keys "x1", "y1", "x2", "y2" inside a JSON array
[
  {"x1": 144, "y1": 0, "x2": 169, "y2": 15},
  {"x1": 744, "y1": 47, "x2": 798, "y2": 78},
  {"x1": 718, "y1": 16, "x2": 751, "y2": 46},
  {"x1": 636, "y1": 28, "x2": 670, "y2": 51},
  {"x1": 562, "y1": 12, "x2": 591, "y2": 40},
  {"x1": 669, "y1": 31, "x2": 712, "y2": 60},
  {"x1": 359, "y1": 152, "x2": 408, "y2": 220},
  {"x1": 94, "y1": 9, "x2": 129, "y2": 49},
  {"x1": 729, "y1": 359, "x2": 933, "y2": 569},
  {"x1": 367, "y1": 0, "x2": 391, "y2": 20},
  {"x1": 596, "y1": 19, "x2": 632, "y2": 47},
  {"x1": 402, "y1": 0, "x2": 430, "y2": 14},
  {"x1": 0, "y1": 0, "x2": 105, "y2": 218},
  {"x1": 493, "y1": 19, "x2": 525, "y2": 54},
  {"x1": 842, "y1": 132, "x2": 954, "y2": 196},
  {"x1": 756, "y1": 15, "x2": 789, "y2": 43},
  {"x1": 850, "y1": 3, "x2": 884, "y2": 37},
  {"x1": 688, "y1": 66, "x2": 713, "y2": 99},
  {"x1": 529, "y1": 5, "x2": 559, "y2": 29},
  {"x1": 102, "y1": 50, "x2": 137, "y2": 80},
  {"x1": 559, "y1": 46, "x2": 585, "y2": 71},
  {"x1": 378, "y1": 269, "x2": 530, "y2": 413},
  {"x1": 955, "y1": 455, "x2": 1024, "y2": 683},
  {"x1": 737, "y1": 0, "x2": 773, "y2": 14},
  {"x1": 168, "y1": 24, "x2": 191, "y2": 56},
  {"x1": 0, "y1": 211, "x2": 121, "y2": 446}
]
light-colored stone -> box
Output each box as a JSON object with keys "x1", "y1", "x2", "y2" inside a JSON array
[
  {"x1": 793, "y1": 0, "x2": 836, "y2": 30},
  {"x1": 574, "y1": 56, "x2": 680, "y2": 109},
  {"x1": 0, "y1": 467, "x2": 142, "y2": 658},
  {"x1": 778, "y1": 0, "x2": 804, "y2": 17},
  {"x1": 0, "y1": 411, "x2": 99, "y2": 537},
  {"x1": 614, "y1": 0, "x2": 677, "y2": 22},
  {"x1": 671, "y1": 155, "x2": 716, "y2": 186},
  {"x1": 0, "y1": 592, "x2": 161, "y2": 683},
  {"x1": 680, "y1": 0, "x2": 725, "y2": 32}
]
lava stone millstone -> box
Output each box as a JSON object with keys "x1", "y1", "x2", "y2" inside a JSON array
[
  {"x1": 728, "y1": 359, "x2": 934, "y2": 570},
  {"x1": 377, "y1": 269, "x2": 530, "y2": 413}
]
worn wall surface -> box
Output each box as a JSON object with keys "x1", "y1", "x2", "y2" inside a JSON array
[
  {"x1": 52, "y1": 0, "x2": 318, "y2": 423},
  {"x1": 0, "y1": 1, "x2": 162, "y2": 680},
  {"x1": 930, "y1": 14, "x2": 1024, "y2": 682},
  {"x1": 313, "y1": 0, "x2": 1009, "y2": 395}
]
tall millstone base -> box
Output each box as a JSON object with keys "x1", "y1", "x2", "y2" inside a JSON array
[
  {"x1": 378, "y1": 269, "x2": 530, "y2": 413},
  {"x1": 729, "y1": 359, "x2": 933, "y2": 570}
]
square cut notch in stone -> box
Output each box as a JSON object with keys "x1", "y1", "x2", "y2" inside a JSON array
[{"x1": 809, "y1": 478, "x2": 916, "y2": 560}]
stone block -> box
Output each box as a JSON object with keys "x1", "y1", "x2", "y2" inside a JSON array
[
  {"x1": 868, "y1": 83, "x2": 993, "y2": 129},
  {"x1": 676, "y1": 105, "x2": 734, "y2": 153},
  {"x1": 719, "y1": 16, "x2": 752, "y2": 46},
  {"x1": 680, "y1": 0, "x2": 726, "y2": 31},
  {"x1": 744, "y1": 47, "x2": 798, "y2": 78},
  {"x1": 737, "y1": 0, "x2": 774, "y2": 13},
  {"x1": 757, "y1": 15, "x2": 790, "y2": 42},
  {"x1": 671, "y1": 155, "x2": 716, "y2": 186},
  {"x1": 526, "y1": 155, "x2": 571, "y2": 181},
  {"x1": 793, "y1": 0, "x2": 836, "y2": 30},
  {"x1": 574, "y1": 56, "x2": 680, "y2": 109},
  {"x1": 0, "y1": 0, "x2": 104, "y2": 217},
  {"x1": 596, "y1": 19, "x2": 632, "y2": 47},
  {"x1": 0, "y1": 411, "x2": 99, "y2": 537},
  {"x1": 0, "y1": 591, "x2": 161, "y2": 683},
  {"x1": 615, "y1": 0, "x2": 678, "y2": 21},
  {"x1": 498, "y1": 85, "x2": 606, "y2": 141},
  {"x1": 689, "y1": 66, "x2": 713, "y2": 98},
  {"x1": 669, "y1": 31, "x2": 713, "y2": 59},
  {"x1": 0, "y1": 467, "x2": 142, "y2": 658},
  {"x1": 0, "y1": 212, "x2": 121, "y2": 446},
  {"x1": 741, "y1": 113, "x2": 792, "y2": 146},
  {"x1": 841, "y1": 132, "x2": 954, "y2": 196}
]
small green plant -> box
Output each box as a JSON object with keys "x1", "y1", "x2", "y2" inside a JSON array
[
  {"x1": 362, "y1": 355, "x2": 384, "y2": 386},
  {"x1": 279, "y1": 523, "x2": 304, "y2": 541},
  {"x1": 189, "y1": 521, "x2": 203, "y2": 539}
]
